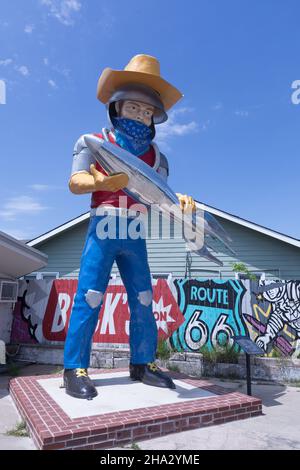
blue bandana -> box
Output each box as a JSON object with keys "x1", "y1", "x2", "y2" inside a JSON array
[{"x1": 111, "y1": 117, "x2": 152, "y2": 156}]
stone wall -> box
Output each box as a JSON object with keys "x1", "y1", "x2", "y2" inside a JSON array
[
  {"x1": 203, "y1": 356, "x2": 300, "y2": 382},
  {"x1": 11, "y1": 344, "x2": 300, "y2": 383},
  {"x1": 0, "y1": 303, "x2": 14, "y2": 344}
]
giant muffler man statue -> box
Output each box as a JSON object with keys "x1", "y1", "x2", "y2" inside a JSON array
[{"x1": 64, "y1": 54, "x2": 196, "y2": 400}]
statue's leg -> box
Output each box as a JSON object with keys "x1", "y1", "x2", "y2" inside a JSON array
[
  {"x1": 116, "y1": 236, "x2": 176, "y2": 389},
  {"x1": 63, "y1": 216, "x2": 117, "y2": 398},
  {"x1": 116, "y1": 236, "x2": 156, "y2": 365}
]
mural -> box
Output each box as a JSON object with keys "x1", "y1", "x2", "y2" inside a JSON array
[
  {"x1": 11, "y1": 279, "x2": 184, "y2": 345},
  {"x1": 244, "y1": 279, "x2": 300, "y2": 356},
  {"x1": 170, "y1": 279, "x2": 247, "y2": 352},
  {"x1": 11, "y1": 277, "x2": 300, "y2": 357}
]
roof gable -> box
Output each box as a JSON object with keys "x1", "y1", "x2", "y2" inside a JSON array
[{"x1": 26, "y1": 202, "x2": 300, "y2": 250}]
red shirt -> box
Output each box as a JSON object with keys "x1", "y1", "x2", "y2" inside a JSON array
[{"x1": 91, "y1": 132, "x2": 156, "y2": 209}]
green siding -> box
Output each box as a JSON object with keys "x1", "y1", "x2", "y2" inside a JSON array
[{"x1": 33, "y1": 215, "x2": 300, "y2": 280}]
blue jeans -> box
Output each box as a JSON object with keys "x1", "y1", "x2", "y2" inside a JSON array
[{"x1": 64, "y1": 215, "x2": 157, "y2": 368}]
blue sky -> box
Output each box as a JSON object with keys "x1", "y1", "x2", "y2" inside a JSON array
[{"x1": 0, "y1": 0, "x2": 300, "y2": 241}]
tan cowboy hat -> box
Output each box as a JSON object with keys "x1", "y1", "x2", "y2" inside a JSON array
[{"x1": 97, "y1": 54, "x2": 183, "y2": 111}]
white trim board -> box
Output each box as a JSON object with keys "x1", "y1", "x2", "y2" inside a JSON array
[{"x1": 0, "y1": 231, "x2": 48, "y2": 263}]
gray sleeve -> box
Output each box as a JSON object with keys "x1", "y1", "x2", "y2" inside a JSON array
[
  {"x1": 71, "y1": 134, "x2": 103, "y2": 176},
  {"x1": 157, "y1": 152, "x2": 169, "y2": 182}
]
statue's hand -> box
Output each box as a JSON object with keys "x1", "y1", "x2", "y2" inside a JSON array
[
  {"x1": 90, "y1": 164, "x2": 129, "y2": 192},
  {"x1": 176, "y1": 193, "x2": 196, "y2": 214}
]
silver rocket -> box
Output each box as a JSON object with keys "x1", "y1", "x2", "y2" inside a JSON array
[{"x1": 84, "y1": 135, "x2": 235, "y2": 266}]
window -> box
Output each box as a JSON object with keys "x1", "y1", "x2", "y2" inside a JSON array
[
  {"x1": 151, "y1": 273, "x2": 173, "y2": 282},
  {"x1": 0, "y1": 281, "x2": 18, "y2": 302},
  {"x1": 22, "y1": 272, "x2": 60, "y2": 281}
]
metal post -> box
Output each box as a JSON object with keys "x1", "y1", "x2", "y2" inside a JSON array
[{"x1": 246, "y1": 353, "x2": 252, "y2": 396}]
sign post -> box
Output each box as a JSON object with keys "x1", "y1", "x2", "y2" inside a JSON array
[{"x1": 231, "y1": 336, "x2": 264, "y2": 396}]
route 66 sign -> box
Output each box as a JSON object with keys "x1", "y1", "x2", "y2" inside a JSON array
[{"x1": 170, "y1": 279, "x2": 247, "y2": 352}]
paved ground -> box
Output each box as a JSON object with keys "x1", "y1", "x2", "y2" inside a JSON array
[{"x1": 0, "y1": 363, "x2": 300, "y2": 450}]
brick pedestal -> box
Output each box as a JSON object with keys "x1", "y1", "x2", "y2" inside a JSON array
[{"x1": 10, "y1": 368, "x2": 262, "y2": 450}]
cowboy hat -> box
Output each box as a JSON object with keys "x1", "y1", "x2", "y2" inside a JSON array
[{"x1": 97, "y1": 54, "x2": 183, "y2": 112}]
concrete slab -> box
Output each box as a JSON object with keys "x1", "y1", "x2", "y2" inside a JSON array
[
  {"x1": 0, "y1": 379, "x2": 36, "y2": 450},
  {"x1": 0, "y1": 435, "x2": 36, "y2": 450},
  {"x1": 9, "y1": 368, "x2": 262, "y2": 450},
  {"x1": 37, "y1": 371, "x2": 216, "y2": 418}
]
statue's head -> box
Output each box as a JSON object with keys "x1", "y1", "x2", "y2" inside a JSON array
[
  {"x1": 106, "y1": 83, "x2": 167, "y2": 139},
  {"x1": 97, "y1": 54, "x2": 183, "y2": 130},
  {"x1": 107, "y1": 83, "x2": 167, "y2": 127},
  {"x1": 115, "y1": 99, "x2": 155, "y2": 127}
]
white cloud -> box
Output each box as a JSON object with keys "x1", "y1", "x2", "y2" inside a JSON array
[
  {"x1": 212, "y1": 102, "x2": 223, "y2": 111},
  {"x1": 235, "y1": 110, "x2": 249, "y2": 118},
  {"x1": 51, "y1": 63, "x2": 71, "y2": 78},
  {"x1": 0, "y1": 196, "x2": 48, "y2": 222},
  {"x1": 44, "y1": 59, "x2": 71, "y2": 85},
  {"x1": 40, "y1": 0, "x2": 82, "y2": 26},
  {"x1": 29, "y1": 184, "x2": 64, "y2": 191},
  {"x1": 1, "y1": 227, "x2": 33, "y2": 241},
  {"x1": 16, "y1": 65, "x2": 30, "y2": 77},
  {"x1": 0, "y1": 59, "x2": 13, "y2": 67},
  {"x1": 48, "y1": 79, "x2": 57, "y2": 89},
  {"x1": 201, "y1": 120, "x2": 210, "y2": 131},
  {"x1": 60, "y1": 68, "x2": 71, "y2": 78},
  {"x1": 96, "y1": 6, "x2": 116, "y2": 36},
  {"x1": 24, "y1": 24, "x2": 35, "y2": 34},
  {"x1": 0, "y1": 79, "x2": 6, "y2": 105},
  {"x1": 29, "y1": 184, "x2": 52, "y2": 191},
  {"x1": 0, "y1": 211, "x2": 16, "y2": 222},
  {"x1": 5, "y1": 196, "x2": 46, "y2": 213},
  {"x1": 0, "y1": 60, "x2": 31, "y2": 80},
  {"x1": 155, "y1": 108, "x2": 200, "y2": 150}
]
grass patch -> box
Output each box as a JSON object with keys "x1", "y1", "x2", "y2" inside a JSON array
[
  {"x1": 131, "y1": 442, "x2": 141, "y2": 450},
  {"x1": 200, "y1": 345, "x2": 239, "y2": 364},
  {"x1": 167, "y1": 364, "x2": 180, "y2": 373},
  {"x1": 231, "y1": 262, "x2": 257, "y2": 280},
  {"x1": 6, "y1": 361, "x2": 22, "y2": 377},
  {"x1": 286, "y1": 380, "x2": 300, "y2": 388},
  {"x1": 219, "y1": 377, "x2": 242, "y2": 382},
  {"x1": 269, "y1": 348, "x2": 284, "y2": 358},
  {"x1": 6, "y1": 421, "x2": 29, "y2": 437},
  {"x1": 51, "y1": 366, "x2": 64, "y2": 375},
  {"x1": 156, "y1": 339, "x2": 172, "y2": 361},
  {"x1": 226, "y1": 372, "x2": 242, "y2": 380}
]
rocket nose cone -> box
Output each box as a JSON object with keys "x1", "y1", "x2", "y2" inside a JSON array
[{"x1": 84, "y1": 134, "x2": 103, "y2": 154}]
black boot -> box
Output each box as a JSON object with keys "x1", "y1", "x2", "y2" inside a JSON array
[
  {"x1": 130, "y1": 362, "x2": 176, "y2": 390},
  {"x1": 63, "y1": 368, "x2": 98, "y2": 400}
]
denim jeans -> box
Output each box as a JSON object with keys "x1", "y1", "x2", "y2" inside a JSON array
[{"x1": 64, "y1": 214, "x2": 157, "y2": 368}]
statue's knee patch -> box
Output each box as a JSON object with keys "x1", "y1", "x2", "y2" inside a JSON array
[
  {"x1": 85, "y1": 289, "x2": 103, "y2": 309},
  {"x1": 138, "y1": 289, "x2": 153, "y2": 307}
]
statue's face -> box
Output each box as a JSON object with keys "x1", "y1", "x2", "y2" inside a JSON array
[{"x1": 118, "y1": 100, "x2": 154, "y2": 126}]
